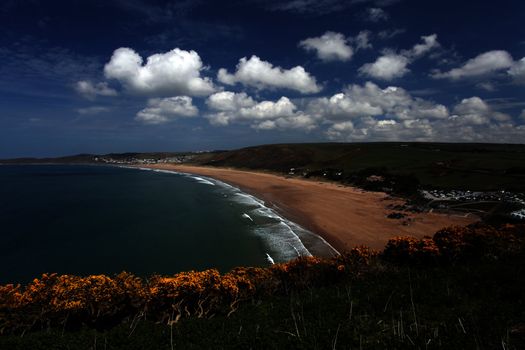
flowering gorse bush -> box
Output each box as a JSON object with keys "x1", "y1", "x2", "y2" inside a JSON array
[
  {"x1": 0, "y1": 251, "x2": 371, "y2": 334},
  {"x1": 0, "y1": 223, "x2": 522, "y2": 335},
  {"x1": 384, "y1": 223, "x2": 524, "y2": 264}
]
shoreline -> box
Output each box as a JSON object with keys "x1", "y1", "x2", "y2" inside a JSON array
[{"x1": 141, "y1": 164, "x2": 478, "y2": 252}]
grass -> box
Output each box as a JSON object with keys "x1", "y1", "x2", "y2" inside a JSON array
[{"x1": 1, "y1": 257, "x2": 524, "y2": 349}]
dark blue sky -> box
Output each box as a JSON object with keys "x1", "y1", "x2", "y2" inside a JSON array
[{"x1": 1, "y1": 0, "x2": 524, "y2": 157}]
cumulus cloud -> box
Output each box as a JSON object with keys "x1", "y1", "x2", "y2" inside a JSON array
[
  {"x1": 432, "y1": 50, "x2": 514, "y2": 80},
  {"x1": 136, "y1": 96, "x2": 198, "y2": 124},
  {"x1": 76, "y1": 106, "x2": 111, "y2": 115},
  {"x1": 299, "y1": 31, "x2": 353, "y2": 62},
  {"x1": 325, "y1": 121, "x2": 355, "y2": 139},
  {"x1": 199, "y1": 83, "x2": 524, "y2": 142},
  {"x1": 508, "y1": 57, "x2": 525, "y2": 83},
  {"x1": 299, "y1": 30, "x2": 372, "y2": 62},
  {"x1": 104, "y1": 47, "x2": 215, "y2": 96},
  {"x1": 206, "y1": 91, "x2": 256, "y2": 111},
  {"x1": 307, "y1": 81, "x2": 449, "y2": 122},
  {"x1": 75, "y1": 81, "x2": 117, "y2": 100},
  {"x1": 402, "y1": 34, "x2": 440, "y2": 59},
  {"x1": 217, "y1": 55, "x2": 321, "y2": 94},
  {"x1": 359, "y1": 34, "x2": 439, "y2": 80},
  {"x1": 205, "y1": 91, "x2": 317, "y2": 130},
  {"x1": 365, "y1": 8, "x2": 389, "y2": 22},
  {"x1": 451, "y1": 96, "x2": 511, "y2": 125},
  {"x1": 317, "y1": 85, "x2": 522, "y2": 143},
  {"x1": 359, "y1": 54, "x2": 410, "y2": 80},
  {"x1": 326, "y1": 117, "x2": 436, "y2": 142}
]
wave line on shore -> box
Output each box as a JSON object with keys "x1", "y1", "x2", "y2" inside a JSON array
[{"x1": 124, "y1": 165, "x2": 339, "y2": 262}]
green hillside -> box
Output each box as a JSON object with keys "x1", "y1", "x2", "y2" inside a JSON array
[{"x1": 194, "y1": 143, "x2": 525, "y2": 191}]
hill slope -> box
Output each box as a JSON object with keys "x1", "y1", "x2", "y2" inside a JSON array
[{"x1": 194, "y1": 142, "x2": 525, "y2": 191}]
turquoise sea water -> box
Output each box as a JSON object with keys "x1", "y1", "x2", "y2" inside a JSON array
[{"x1": 0, "y1": 165, "x2": 336, "y2": 283}]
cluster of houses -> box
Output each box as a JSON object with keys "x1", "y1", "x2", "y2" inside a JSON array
[
  {"x1": 421, "y1": 189, "x2": 525, "y2": 205},
  {"x1": 511, "y1": 209, "x2": 525, "y2": 220},
  {"x1": 93, "y1": 155, "x2": 194, "y2": 165},
  {"x1": 421, "y1": 189, "x2": 525, "y2": 221},
  {"x1": 288, "y1": 167, "x2": 344, "y2": 180}
]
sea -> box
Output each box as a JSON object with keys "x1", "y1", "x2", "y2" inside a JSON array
[{"x1": 0, "y1": 164, "x2": 337, "y2": 284}]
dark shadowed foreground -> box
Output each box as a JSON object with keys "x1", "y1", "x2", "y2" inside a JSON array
[{"x1": 1, "y1": 223, "x2": 524, "y2": 349}]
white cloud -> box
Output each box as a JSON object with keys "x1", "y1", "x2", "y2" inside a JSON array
[
  {"x1": 304, "y1": 82, "x2": 523, "y2": 142},
  {"x1": 75, "y1": 81, "x2": 117, "y2": 100},
  {"x1": 366, "y1": 8, "x2": 389, "y2": 22},
  {"x1": 206, "y1": 91, "x2": 317, "y2": 130},
  {"x1": 239, "y1": 97, "x2": 297, "y2": 120},
  {"x1": 359, "y1": 34, "x2": 440, "y2": 80},
  {"x1": 520, "y1": 109, "x2": 525, "y2": 120},
  {"x1": 451, "y1": 96, "x2": 511, "y2": 125},
  {"x1": 432, "y1": 50, "x2": 514, "y2": 80},
  {"x1": 104, "y1": 47, "x2": 215, "y2": 96},
  {"x1": 326, "y1": 121, "x2": 355, "y2": 139},
  {"x1": 299, "y1": 31, "x2": 353, "y2": 62},
  {"x1": 359, "y1": 54, "x2": 410, "y2": 80},
  {"x1": 307, "y1": 92, "x2": 383, "y2": 120},
  {"x1": 307, "y1": 81, "x2": 449, "y2": 122},
  {"x1": 322, "y1": 95, "x2": 522, "y2": 143},
  {"x1": 136, "y1": 96, "x2": 198, "y2": 124},
  {"x1": 377, "y1": 119, "x2": 397, "y2": 127},
  {"x1": 206, "y1": 94, "x2": 297, "y2": 125},
  {"x1": 403, "y1": 34, "x2": 440, "y2": 59},
  {"x1": 508, "y1": 57, "x2": 525, "y2": 83},
  {"x1": 77, "y1": 106, "x2": 111, "y2": 115},
  {"x1": 217, "y1": 55, "x2": 321, "y2": 94},
  {"x1": 354, "y1": 30, "x2": 373, "y2": 50},
  {"x1": 262, "y1": 113, "x2": 317, "y2": 131},
  {"x1": 201, "y1": 85, "x2": 524, "y2": 142},
  {"x1": 206, "y1": 91, "x2": 256, "y2": 111},
  {"x1": 451, "y1": 97, "x2": 490, "y2": 125}
]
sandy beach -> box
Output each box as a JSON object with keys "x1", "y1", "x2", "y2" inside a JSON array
[{"x1": 143, "y1": 164, "x2": 477, "y2": 252}]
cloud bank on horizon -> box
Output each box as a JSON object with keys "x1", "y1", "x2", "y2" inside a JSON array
[{"x1": 0, "y1": 0, "x2": 524, "y2": 156}]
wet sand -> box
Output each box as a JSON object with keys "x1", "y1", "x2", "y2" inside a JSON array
[{"x1": 143, "y1": 164, "x2": 477, "y2": 252}]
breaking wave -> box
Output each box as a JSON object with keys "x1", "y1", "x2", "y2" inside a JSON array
[{"x1": 124, "y1": 166, "x2": 339, "y2": 264}]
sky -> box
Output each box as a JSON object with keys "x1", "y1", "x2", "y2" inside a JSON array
[{"x1": 1, "y1": 0, "x2": 524, "y2": 158}]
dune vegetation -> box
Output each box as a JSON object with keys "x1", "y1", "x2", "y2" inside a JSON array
[{"x1": 1, "y1": 223, "x2": 524, "y2": 349}]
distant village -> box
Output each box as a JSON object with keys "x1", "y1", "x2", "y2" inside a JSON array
[
  {"x1": 93, "y1": 154, "x2": 195, "y2": 165},
  {"x1": 421, "y1": 189, "x2": 525, "y2": 220}
]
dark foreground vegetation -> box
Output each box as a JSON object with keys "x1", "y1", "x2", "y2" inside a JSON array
[{"x1": 1, "y1": 223, "x2": 524, "y2": 349}]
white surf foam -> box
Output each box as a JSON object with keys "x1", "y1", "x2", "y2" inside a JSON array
[
  {"x1": 123, "y1": 166, "x2": 339, "y2": 262},
  {"x1": 189, "y1": 176, "x2": 215, "y2": 186},
  {"x1": 242, "y1": 213, "x2": 254, "y2": 222}
]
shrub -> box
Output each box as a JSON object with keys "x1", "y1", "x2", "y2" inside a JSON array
[{"x1": 0, "y1": 223, "x2": 522, "y2": 335}]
